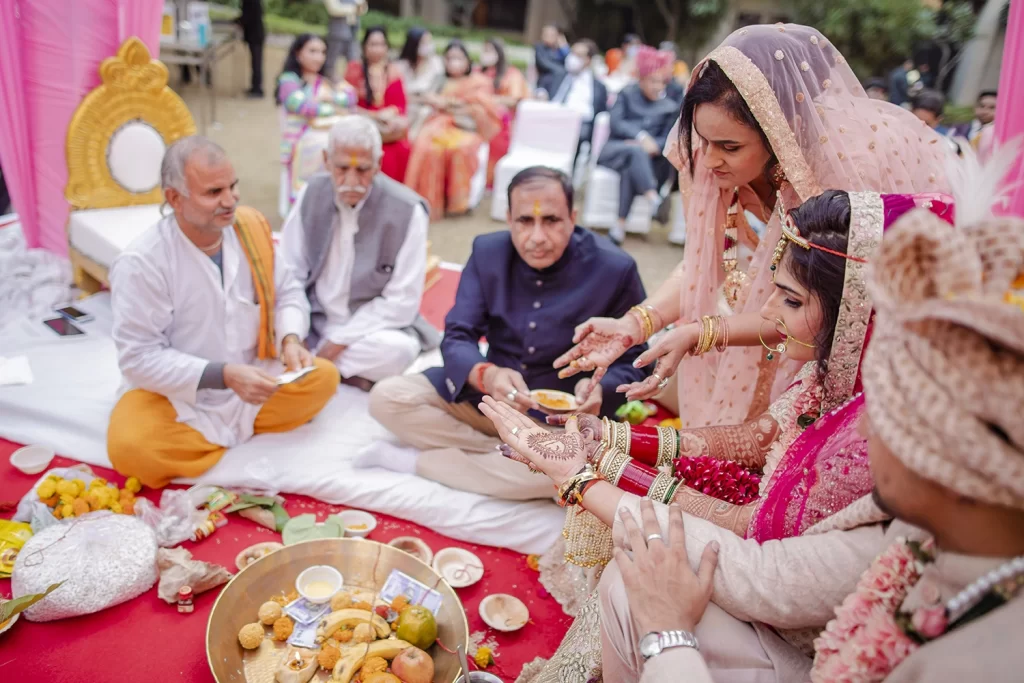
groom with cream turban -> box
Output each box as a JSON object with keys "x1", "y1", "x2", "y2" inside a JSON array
[{"x1": 595, "y1": 207, "x2": 1024, "y2": 682}]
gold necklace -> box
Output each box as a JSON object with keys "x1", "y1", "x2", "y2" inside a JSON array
[{"x1": 722, "y1": 188, "x2": 758, "y2": 312}]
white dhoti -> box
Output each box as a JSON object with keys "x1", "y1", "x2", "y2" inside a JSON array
[{"x1": 327, "y1": 329, "x2": 421, "y2": 383}]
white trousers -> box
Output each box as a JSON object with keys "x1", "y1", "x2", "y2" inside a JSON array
[{"x1": 329, "y1": 329, "x2": 421, "y2": 383}]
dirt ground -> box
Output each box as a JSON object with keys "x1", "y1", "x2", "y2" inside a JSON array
[{"x1": 170, "y1": 38, "x2": 684, "y2": 289}]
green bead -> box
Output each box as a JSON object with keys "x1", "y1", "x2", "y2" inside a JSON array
[
  {"x1": 766, "y1": 352, "x2": 774, "y2": 360},
  {"x1": 770, "y1": 264, "x2": 776, "y2": 271}
]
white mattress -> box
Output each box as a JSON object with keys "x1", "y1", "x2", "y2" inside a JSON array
[
  {"x1": 0, "y1": 294, "x2": 563, "y2": 554},
  {"x1": 68, "y1": 204, "x2": 164, "y2": 267}
]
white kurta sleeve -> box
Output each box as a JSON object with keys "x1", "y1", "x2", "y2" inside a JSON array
[
  {"x1": 612, "y1": 493, "x2": 887, "y2": 631},
  {"x1": 326, "y1": 203, "x2": 428, "y2": 347},
  {"x1": 110, "y1": 253, "x2": 209, "y2": 404},
  {"x1": 275, "y1": 185, "x2": 313, "y2": 346}
]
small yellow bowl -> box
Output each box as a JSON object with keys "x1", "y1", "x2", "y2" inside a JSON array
[{"x1": 531, "y1": 389, "x2": 578, "y2": 413}]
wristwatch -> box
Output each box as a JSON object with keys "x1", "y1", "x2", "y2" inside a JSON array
[{"x1": 639, "y1": 630, "x2": 699, "y2": 660}]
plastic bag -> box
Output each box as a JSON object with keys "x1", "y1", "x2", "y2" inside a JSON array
[
  {"x1": 133, "y1": 489, "x2": 209, "y2": 548},
  {"x1": 13, "y1": 466, "x2": 99, "y2": 532},
  {"x1": 12, "y1": 512, "x2": 158, "y2": 621},
  {"x1": 0, "y1": 520, "x2": 33, "y2": 578}
]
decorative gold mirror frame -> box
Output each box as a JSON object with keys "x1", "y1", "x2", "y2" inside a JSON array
[{"x1": 65, "y1": 37, "x2": 196, "y2": 210}]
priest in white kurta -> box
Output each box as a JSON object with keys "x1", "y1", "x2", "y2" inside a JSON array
[
  {"x1": 279, "y1": 115, "x2": 436, "y2": 391},
  {"x1": 107, "y1": 136, "x2": 339, "y2": 488}
]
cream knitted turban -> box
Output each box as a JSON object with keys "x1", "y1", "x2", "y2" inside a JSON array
[{"x1": 862, "y1": 210, "x2": 1024, "y2": 509}]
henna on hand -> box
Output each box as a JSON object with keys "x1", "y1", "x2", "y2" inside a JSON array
[
  {"x1": 525, "y1": 431, "x2": 587, "y2": 462},
  {"x1": 671, "y1": 486, "x2": 757, "y2": 536},
  {"x1": 678, "y1": 415, "x2": 780, "y2": 469}
]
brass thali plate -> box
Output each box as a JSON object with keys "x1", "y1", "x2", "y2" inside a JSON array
[{"x1": 206, "y1": 538, "x2": 470, "y2": 682}]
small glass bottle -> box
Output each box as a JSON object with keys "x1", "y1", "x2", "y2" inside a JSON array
[{"x1": 177, "y1": 586, "x2": 194, "y2": 614}]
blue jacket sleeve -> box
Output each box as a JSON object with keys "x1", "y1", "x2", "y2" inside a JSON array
[
  {"x1": 440, "y1": 250, "x2": 489, "y2": 401},
  {"x1": 598, "y1": 261, "x2": 650, "y2": 416}
]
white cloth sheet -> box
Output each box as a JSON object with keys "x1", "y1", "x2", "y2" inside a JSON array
[
  {"x1": 0, "y1": 216, "x2": 74, "y2": 332},
  {"x1": 0, "y1": 294, "x2": 562, "y2": 554}
]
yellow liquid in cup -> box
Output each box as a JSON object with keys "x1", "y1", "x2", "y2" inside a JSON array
[{"x1": 304, "y1": 580, "x2": 335, "y2": 599}]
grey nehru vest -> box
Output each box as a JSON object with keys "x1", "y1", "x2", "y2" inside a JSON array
[{"x1": 298, "y1": 172, "x2": 439, "y2": 350}]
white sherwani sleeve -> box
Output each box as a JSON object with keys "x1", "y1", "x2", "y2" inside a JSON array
[
  {"x1": 325, "y1": 203, "x2": 427, "y2": 347},
  {"x1": 275, "y1": 185, "x2": 313, "y2": 348},
  {"x1": 110, "y1": 252, "x2": 208, "y2": 404},
  {"x1": 612, "y1": 493, "x2": 887, "y2": 630}
]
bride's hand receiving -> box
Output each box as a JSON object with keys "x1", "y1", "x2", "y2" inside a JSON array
[
  {"x1": 617, "y1": 322, "x2": 699, "y2": 400},
  {"x1": 479, "y1": 396, "x2": 596, "y2": 486},
  {"x1": 553, "y1": 315, "x2": 644, "y2": 384}
]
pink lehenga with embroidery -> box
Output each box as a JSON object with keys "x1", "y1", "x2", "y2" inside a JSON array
[{"x1": 521, "y1": 186, "x2": 954, "y2": 683}]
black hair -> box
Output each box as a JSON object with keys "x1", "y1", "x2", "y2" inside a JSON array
[
  {"x1": 360, "y1": 26, "x2": 390, "y2": 105},
  {"x1": 678, "y1": 60, "x2": 775, "y2": 181},
  {"x1": 864, "y1": 77, "x2": 888, "y2": 93},
  {"x1": 576, "y1": 39, "x2": 599, "y2": 60},
  {"x1": 978, "y1": 89, "x2": 998, "y2": 102},
  {"x1": 398, "y1": 27, "x2": 429, "y2": 68},
  {"x1": 507, "y1": 167, "x2": 574, "y2": 214},
  {"x1": 275, "y1": 33, "x2": 327, "y2": 102},
  {"x1": 911, "y1": 89, "x2": 946, "y2": 118},
  {"x1": 484, "y1": 37, "x2": 508, "y2": 92},
  {"x1": 443, "y1": 40, "x2": 473, "y2": 77},
  {"x1": 623, "y1": 33, "x2": 640, "y2": 46},
  {"x1": 783, "y1": 189, "x2": 852, "y2": 382}
]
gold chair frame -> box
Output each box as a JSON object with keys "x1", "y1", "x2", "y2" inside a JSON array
[{"x1": 64, "y1": 37, "x2": 196, "y2": 293}]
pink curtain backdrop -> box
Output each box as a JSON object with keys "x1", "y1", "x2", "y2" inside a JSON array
[
  {"x1": 996, "y1": 0, "x2": 1024, "y2": 219},
  {"x1": 0, "y1": 0, "x2": 163, "y2": 254}
]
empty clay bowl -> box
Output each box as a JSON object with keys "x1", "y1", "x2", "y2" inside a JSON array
[
  {"x1": 10, "y1": 445, "x2": 54, "y2": 476},
  {"x1": 479, "y1": 593, "x2": 529, "y2": 632},
  {"x1": 388, "y1": 536, "x2": 434, "y2": 565}
]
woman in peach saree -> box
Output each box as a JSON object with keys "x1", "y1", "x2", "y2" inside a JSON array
[
  {"x1": 479, "y1": 37, "x2": 530, "y2": 186},
  {"x1": 404, "y1": 40, "x2": 502, "y2": 220}
]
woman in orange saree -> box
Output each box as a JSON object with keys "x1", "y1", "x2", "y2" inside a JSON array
[
  {"x1": 479, "y1": 37, "x2": 530, "y2": 186},
  {"x1": 404, "y1": 40, "x2": 502, "y2": 220}
]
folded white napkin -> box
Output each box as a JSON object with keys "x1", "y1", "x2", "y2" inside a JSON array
[{"x1": 0, "y1": 355, "x2": 33, "y2": 385}]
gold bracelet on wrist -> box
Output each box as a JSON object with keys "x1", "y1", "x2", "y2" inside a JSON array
[
  {"x1": 628, "y1": 306, "x2": 654, "y2": 343},
  {"x1": 717, "y1": 315, "x2": 730, "y2": 352}
]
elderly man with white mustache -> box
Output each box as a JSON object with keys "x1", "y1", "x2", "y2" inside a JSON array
[{"x1": 280, "y1": 115, "x2": 437, "y2": 391}]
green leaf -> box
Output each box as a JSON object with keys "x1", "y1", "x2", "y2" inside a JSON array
[
  {"x1": 1, "y1": 582, "x2": 63, "y2": 623},
  {"x1": 270, "y1": 502, "x2": 291, "y2": 533},
  {"x1": 281, "y1": 514, "x2": 342, "y2": 546}
]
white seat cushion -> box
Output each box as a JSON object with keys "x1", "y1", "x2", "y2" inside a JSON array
[{"x1": 69, "y1": 205, "x2": 165, "y2": 268}]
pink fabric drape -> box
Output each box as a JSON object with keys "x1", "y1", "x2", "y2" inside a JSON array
[
  {"x1": 0, "y1": 0, "x2": 163, "y2": 254},
  {"x1": 996, "y1": 0, "x2": 1024, "y2": 218}
]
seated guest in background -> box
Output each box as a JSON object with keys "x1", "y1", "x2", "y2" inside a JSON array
[
  {"x1": 864, "y1": 77, "x2": 890, "y2": 101},
  {"x1": 276, "y1": 33, "x2": 356, "y2": 205},
  {"x1": 396, "y1": 28, "x2": 445, "y2": 138},
  {"x1": 534, "y1": 23, "x2": 568, "y2": 81},
  {"x1": 404, "y1": 40, "x2": 502, "y2": 220},
  {"x1": 344, "y1": 26, "x2": 411, "y2": 182},
  {"x1": 604, "y1": 35, "x2": 643, "y2": 97},
  {"x1": 107, "y1": 137, "x2": 338, "y2": 488},
  {"x1": 537, "y1": 39, "x2": 608, "y2": 156},
  {"x1": 280, "y1": 116, "x2": 436, "y2": 391},
  {"x1": 911, "y1": 88, "x2": 951, "y2": 135},
  {"x1": 597, "y1": 46, "x2": 678, "y2": 245},
  {"x1": 480, "y1": 37, "x2": 530, "y2": 187},
  {"x1": 365, "y1": 167, "x2": 648, "y2": 500},
  {"x1": 657, "y1": 42, "x2": 686, "y2": 104},
  {"x1": 951, "y1": 89, "x2": 997, "y2": 147}
]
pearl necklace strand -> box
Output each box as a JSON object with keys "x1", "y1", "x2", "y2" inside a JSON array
[{"x1": 946, "y1": 555, "x2": 1024, "y2": 622}]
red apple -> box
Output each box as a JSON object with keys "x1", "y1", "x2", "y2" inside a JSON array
[{"x1": 391, "y1": 646, "x2": 434, "y2": 683}]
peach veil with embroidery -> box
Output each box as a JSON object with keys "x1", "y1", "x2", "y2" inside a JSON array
[{"x1": 664, "y1": 24, "x2": 951, "y2": 429}]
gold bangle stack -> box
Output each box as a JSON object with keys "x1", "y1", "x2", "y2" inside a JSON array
[
  {"x1": 647, "y1": 471, "x2": 675, "y2": 504},
  {"x1": 656, "y1": 426, "x2": 678, "y2": 467},
  {"x1": 629, "y1": 305, "x2": 657, "y2": 343},
  {"x1": 563, "y1": 506, "x2": 614, "y2": 568},
  {"x1": 693, "y1": 315, "x2": 729, "y2": 356}
]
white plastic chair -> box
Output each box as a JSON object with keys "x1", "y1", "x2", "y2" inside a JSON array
[
  {"x1": 468, "y1": 142, "x2": 490, "y2": 212},
  {"x1": 580, "y1": 112, "x2": 667, "y2": 235},
  {"x1": 489, "y1": 101, "x2": 582, "y2": 221}
]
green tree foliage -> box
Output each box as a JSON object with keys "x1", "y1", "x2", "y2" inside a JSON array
[{"x1": 787, "y1": 0, "x2": 938, "y2": 78}]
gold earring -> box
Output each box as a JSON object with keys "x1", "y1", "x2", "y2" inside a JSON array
[{"x1": 771, "y1": 163, "x2": 787, "y2": 188}]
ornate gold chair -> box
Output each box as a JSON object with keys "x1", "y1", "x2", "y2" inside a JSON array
[{"x1": 65, "y1": 37, "x2": 196, "y2": 293}]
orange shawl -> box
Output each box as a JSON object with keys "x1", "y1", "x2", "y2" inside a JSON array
[{"x1": 232, "y1": 206, "x2": 277, "y2": 360}]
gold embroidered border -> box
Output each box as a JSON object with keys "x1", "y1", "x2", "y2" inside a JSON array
[
  {"x1": 823, "y1": 191, "x2": 882, "y2": 411},
  {"x1": 706, "y1": 46, "x2": 822, "y2": 203}
]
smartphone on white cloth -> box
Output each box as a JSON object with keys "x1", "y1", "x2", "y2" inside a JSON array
[
  {"x1": 55, "y1": 305, "x2": 94, "y2": 324},
  {"x1": 43, "y1": 316, "x2": 86, "y2": 337}
]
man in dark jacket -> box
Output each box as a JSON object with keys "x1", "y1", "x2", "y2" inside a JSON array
[
  {"x1": 537, "y1": 39, "x2": 608, "y2": 157},
  {"x1": 239, "y1": 0, "x2": 265, "y2": 97},
  {"x1": 534, "y1": 23, "x2": 568, "y2": 81}
]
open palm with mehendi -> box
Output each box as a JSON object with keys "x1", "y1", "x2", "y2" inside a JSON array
[
  {"x1": 553, "y1": 316, "x2": 641, "y2": 380},
  {"x1": 524, "y1": 431, "x2": 587, "y2": 462}
]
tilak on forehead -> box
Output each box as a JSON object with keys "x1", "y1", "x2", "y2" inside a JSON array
[
  {"x1": 533, "y1": 200, "x2": 542, "y2": 216},
  {"x1": 350, "y1": 155, "x2": 360, "y2": 168}
]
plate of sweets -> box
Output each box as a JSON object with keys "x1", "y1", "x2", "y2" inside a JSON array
[
  {"x1": 208, "y1": 538, "x2": 469, "y2": 683},
  {"x1": 531, "y1": 389, "x2": 577, "y2": 414}
]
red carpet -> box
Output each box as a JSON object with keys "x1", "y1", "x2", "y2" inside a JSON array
[{"x1": 0, "y1": 267, "x2": 573, "y2": 681}]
